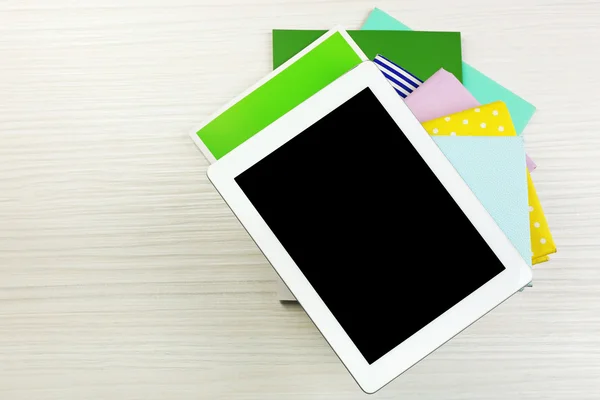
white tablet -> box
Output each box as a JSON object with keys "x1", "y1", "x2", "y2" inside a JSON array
[{"x1": 207, "y1": 61, "x2": 532, "y2": 394}]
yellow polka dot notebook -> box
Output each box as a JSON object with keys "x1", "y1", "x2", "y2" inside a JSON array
[
  {"x1": 422, "y1": 101, "x2": 556, "y2": 265},
  {"x1": 422, "y1": 101, "x2": 517, "y2": 136}
]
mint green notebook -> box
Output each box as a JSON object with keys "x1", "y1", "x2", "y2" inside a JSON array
[
  {"x1": 362, "y1": 8, "x2": 536, "y2": 135},
  {"x1": 191, "y1": 29, "x2": 366, "y2": 161}
]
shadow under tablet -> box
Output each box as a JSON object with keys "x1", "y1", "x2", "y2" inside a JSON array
[{"x1": 235, "y1": 88, "x2": 505, "y2": 365}]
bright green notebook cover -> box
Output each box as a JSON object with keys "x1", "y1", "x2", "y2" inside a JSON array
[
  {"x1": 273, "y1": 30, "x2": 462, "y2": 82},
  {"x1": 192, "y1": 29, "x2": 366, "y2": 161}
]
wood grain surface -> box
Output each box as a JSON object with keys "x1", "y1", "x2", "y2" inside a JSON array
[{"x1": 1, "y1": 0, "x2": 599, "y2": 398}]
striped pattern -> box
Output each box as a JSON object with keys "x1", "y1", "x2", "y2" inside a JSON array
[{"x1": 373, "y1": 54, "x2": 423, "y2": 98}]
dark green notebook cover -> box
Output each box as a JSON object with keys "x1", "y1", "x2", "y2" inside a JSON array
[{"x1": 273, "y1": 30, "x2": 462, "y2": 82}]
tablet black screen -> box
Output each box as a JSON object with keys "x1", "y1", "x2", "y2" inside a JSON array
[{"x1": 235, "y1": 88, "x2": 506, "y2": 364}]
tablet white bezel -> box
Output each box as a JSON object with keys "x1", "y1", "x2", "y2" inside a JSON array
[{"x1": 207, "y1": 61, "x2": 532, "y2": 394}]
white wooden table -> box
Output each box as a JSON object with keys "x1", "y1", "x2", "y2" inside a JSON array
[{"x1": 1, "y1": 0, "x2": 599, "y2": 398}]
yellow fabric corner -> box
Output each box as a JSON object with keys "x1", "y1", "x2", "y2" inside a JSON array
[
  {"x1": 421, "y1": 101, "x2": 556, "y2": 264},
  {"x1": 533, "y1": 255, "x2": 550, "y2": 265},
  {"x1": 527, "y1": 172, "x2": 557, "y2": 261}
]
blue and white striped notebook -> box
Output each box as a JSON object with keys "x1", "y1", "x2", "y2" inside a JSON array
[{"x1": 373, "y1": 54, "x2": 423, "y2": 98}]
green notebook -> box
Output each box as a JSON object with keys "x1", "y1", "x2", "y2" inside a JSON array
[
  {"x1": 273, "y1": 30, "x2": 462, "y2": 81},
  {"x1": 191, "y1": 29, "x2": 367, "y2": 161},
  {"x1": 273, "y1": 30, "x2": 463, "y2": 301}
]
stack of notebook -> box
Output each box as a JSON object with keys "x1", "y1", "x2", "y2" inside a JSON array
[{"x1": 190, "y1": 8, "x2": 556, "y2": 300}]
